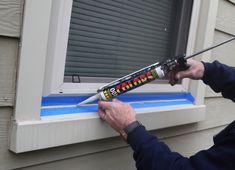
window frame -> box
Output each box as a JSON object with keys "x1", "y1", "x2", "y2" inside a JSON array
[
  {"x1": 10, "y1": 0, "x2": 219, "y2": 153},
  {"x1": 43, "y1": 0, "x2": 190, "y2": 96}
]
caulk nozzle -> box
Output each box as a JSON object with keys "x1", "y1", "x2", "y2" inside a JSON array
[{"x1": 76, "y1": 93, "x2": 100, "y2": 107}]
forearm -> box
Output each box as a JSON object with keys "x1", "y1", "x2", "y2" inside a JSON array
[
  {"x1": 127, "y1": 126, "x2": 189, "y2": 170},
  {"x1": 202, "y1": 60, "x2": 235, "y2": 102},
  {"x1": 128, "y1": 121, "x2": 235, "y2": 170}
]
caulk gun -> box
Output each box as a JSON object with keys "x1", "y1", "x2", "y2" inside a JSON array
[{"x1": 77, "y1": 37, "x2": 235, "y2": 106}]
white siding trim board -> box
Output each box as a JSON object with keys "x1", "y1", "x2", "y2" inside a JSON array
[{"x1": 10, "y1": 104, "x2": 205, "y2": 153}]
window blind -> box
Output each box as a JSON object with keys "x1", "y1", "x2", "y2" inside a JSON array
[{"x1": 65, "y1": 0, "x2": 178, "y2": 81}]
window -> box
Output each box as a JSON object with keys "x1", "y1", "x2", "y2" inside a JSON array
[
  {"x1": 43, "y1": 0, "x2": 193, "y2": 95},
  {"x1": 10, "y1": 0, "x2": 218, "y2": 153},
  {"x1": 64, "y1": 0, "x2": 189, "y2": 82}
]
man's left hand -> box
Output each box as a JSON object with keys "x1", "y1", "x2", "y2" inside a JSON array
[{"x1": 98, "y1": 99, "x2": 136, "y2": 132}]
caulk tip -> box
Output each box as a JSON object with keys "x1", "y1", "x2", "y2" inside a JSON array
[
  {"x1": 76, "y1": 103, "x2": 85, "y2": 107},
  {"x1": 76, "y1": 104, "x2": 82, "y2": 107},
  {"x1": 76, "y1": 93, "x2": 101, "y2": 107}
]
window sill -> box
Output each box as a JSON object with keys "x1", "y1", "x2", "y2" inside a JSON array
[
  {"x1": 40, "y1": 93, "x2": 195, "y2": 116},
  {"x1": 10, "y1": 94, "x2": 205, "y2": 153}
]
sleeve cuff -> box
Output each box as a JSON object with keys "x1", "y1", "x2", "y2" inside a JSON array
[{"x1": 201, "y1": 61, "x2": 214, "y2": 83}]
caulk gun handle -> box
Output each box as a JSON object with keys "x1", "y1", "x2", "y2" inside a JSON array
[
  {"x1": 177, "y1": 56, "x2": 190, "y2": 71},
  {"x1": 168, "y1": 56, "x2": 190, "y2": 86}
]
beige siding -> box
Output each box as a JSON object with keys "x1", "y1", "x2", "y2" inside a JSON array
[
  {"x1": 214, "y1": 0, "x2": 235, "y2": 65},
  {"x1": 206, "y1": 0, "x2": 235, "y2": 97},
  {"x1": 216, "y1": 0, "x2": 235, "y2": 35},
  {"x1": 1, "y1": 0, "x2": 235, "y2": 169},
  {"x1": 205, "y1": 31, "x2": 235, "y2": 97},
  {"x1": 0, "y1": 0, "x2": 23, "y2": 37},
  {"x1": 0, "y1": 37, "x2": 18, "y2": 106},
  {"x1": 15, "y1": 126, "x2": 225, "y2": 170},
  {"x1": 16, "y1": 147, "x2": 135, "y2": 170},
  {"x1": 211, "y1": 31, "x2": 235, "y2": 66},
  {"x1": 213, "y1": 0, "x2": 235, "y2": 66},
  {"x1": 0, "y1": 108, "x2": 13, "y2": 170}
]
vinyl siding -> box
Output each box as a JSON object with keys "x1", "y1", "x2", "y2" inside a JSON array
[{"x1": 0, "y1": 0, "x2": 23, "y2": 37}]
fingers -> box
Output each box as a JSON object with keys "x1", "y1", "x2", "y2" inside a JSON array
[
  {"x1": 98, "y1": 108, "x2": 113, "y2": 124},
  {"x1": 168, "y1": 70, "x2": 178, "y2": 86},
  {"x1": 98, "y1": 100, "x2": 115, "y2": 121},
  {"x1": 98, "y1": 108, "x2": 106, "y2": 120},
  {"x1": 176, "y1": 70, "x2": 192, "y2": 79},
  {"x1": 98, "y1": 100, "x2": 112, "y2": 110},
  {"x1": 168, "y1": 59, "x2": 205, "y2": 83}
]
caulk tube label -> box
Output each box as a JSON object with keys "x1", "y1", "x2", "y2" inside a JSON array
[
  {"x1": 99, "y1": 66, "x2": 165, "y2": 100},
  {"x1": 100, "y1": 91, "x2": 109, "y2": 101},
  {"x1": 155, "y1": 66, "x2": 165, "y2": 78}
]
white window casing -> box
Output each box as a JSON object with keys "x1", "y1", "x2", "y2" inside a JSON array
[{"x1": 10, "y1": 0, "x2": 219, "y2": 153}]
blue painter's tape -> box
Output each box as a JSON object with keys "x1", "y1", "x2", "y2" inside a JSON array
[
  {"x1": 41, "y1": 93, "x2": 194, "y2": 106},
  {"x1": 40, "y1": 100, "x2": 193, "y2": 116},
  {"x1": 40, "y1": 93, "x2": 195, "y2": 117},
  {"x1": 41, "y1": 96, "x2": 92, "y2": 106}
]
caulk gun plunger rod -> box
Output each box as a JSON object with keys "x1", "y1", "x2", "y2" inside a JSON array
[{"x1": 185, "y1": 36, "x2": 235, "y2": 60}]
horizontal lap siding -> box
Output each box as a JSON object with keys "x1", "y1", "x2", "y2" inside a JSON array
[
  {"x1": 0, "y1": 1, "x2": 22, "y2": 170},
  {"x1": 216, "y1": 0, "x2": 235, "y2": 35},
  {"x1": 0, "y1": 0, "x2": 22, "y2": 106},
  {"x1": 15, "y1": 126, "x2": 225, "y2": 170},
  {"x1": 0, "y1": 0, "x2": 23, "y2": 37},
  {"x1": 0, "y1": 37, "x2": 18, "y2": 106},
  {"x1": 205, "y1": 0, "x2": 235, "y2": 97}
]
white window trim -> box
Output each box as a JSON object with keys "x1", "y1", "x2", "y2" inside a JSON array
[{"x1": 10, "y1": 0, "x2": 219, "y2": 153}]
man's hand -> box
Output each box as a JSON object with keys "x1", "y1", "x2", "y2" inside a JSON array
[
  {"x1": 169, "y1": 59, "x2": 205, "y2": 84},
  {"x1": 98, "y1": 99, "x2": 136, "y2": 132}
]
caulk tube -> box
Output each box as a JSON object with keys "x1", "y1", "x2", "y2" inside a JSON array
[
  {"x1": 98, "y1": 65, "x2": 165, "y2": 101},
  {"x1": 77, "y1": 64, "x2": 165, "y2": 106}
]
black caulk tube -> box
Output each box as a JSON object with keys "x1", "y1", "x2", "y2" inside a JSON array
[
  {"x1": 99, "y1": 64, "x2": 165, "y2": 100},
  {"x1": 77, "y1": 63, "x2": 165, "y2": 106}
]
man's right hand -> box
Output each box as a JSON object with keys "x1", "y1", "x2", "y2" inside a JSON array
[{"x1": 169, "y1": 59, "x2": 205, "y2": 84}]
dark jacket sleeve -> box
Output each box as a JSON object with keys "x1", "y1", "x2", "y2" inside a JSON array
[
  {"x1": 189, "y1": 120, "x2": 235, "y2": 170},
  {"x1": 128, "y1": 122, "x2": 235, "y2": 170},
  {"x1": 127, "y1": 125, "x2": 190, "y2": 170},
  {"x1": 202, "y1": 60, "x2": 235, "y2": 102},
  {"x1": 127, "y1": 61, "x2": 235, "y2": 170}
]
